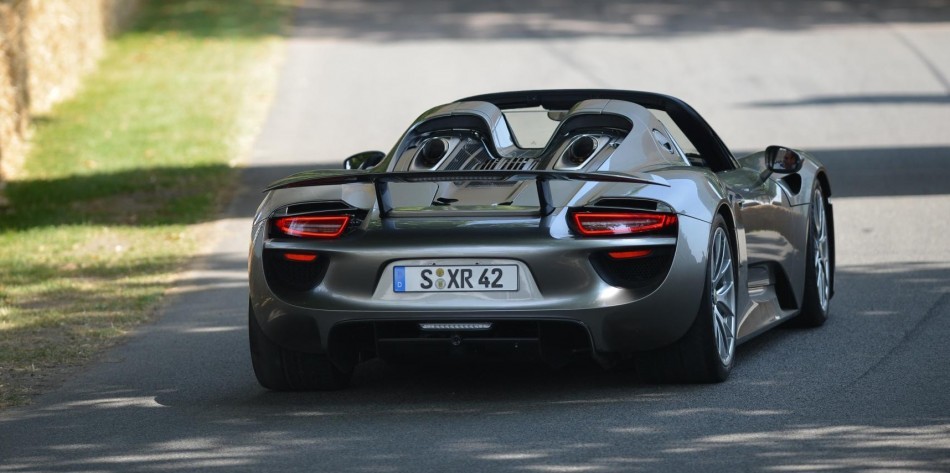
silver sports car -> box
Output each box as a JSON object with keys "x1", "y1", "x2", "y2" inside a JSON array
[{"x1": 248, "y1": 89, "x2": 834, "y2": 390}]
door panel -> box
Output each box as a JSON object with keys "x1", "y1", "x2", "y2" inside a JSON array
[{"x1": 718, "y1": 167, "x2": 805, "y2": 338}]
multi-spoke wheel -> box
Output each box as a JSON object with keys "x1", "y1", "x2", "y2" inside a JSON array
[
  {"x1": 710, "y1": 226, "x2": 737, "y2": 368},
  {"x1": 798, "y1": 185, "x2": 833, "y2": 326},
  {"x1": 636, "y1": 214, "x2": 737, "y2": 383}
]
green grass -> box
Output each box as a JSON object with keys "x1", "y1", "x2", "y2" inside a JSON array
[{"x1": 0, "y1": 0, "x2": 291, "y2": 408}]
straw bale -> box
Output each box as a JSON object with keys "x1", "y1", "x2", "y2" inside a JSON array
[
  {"x1": 0, "y1": 0, "x2": 30, "y2": 184},
  {"x1": 102, "y1": 0, "x2": 140, "y2": 35},
  {"x1": 0, "y1": 0, "x2": 139, "y2": 189},
  {"x1": 26, "y1": 0, "x2": 106, "y2": 114}
]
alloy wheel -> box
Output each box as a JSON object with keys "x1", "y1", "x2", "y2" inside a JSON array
[
  {"x1": 710, "y1": 227, "x2": 737, "y2": 365},
  {"x1": 813, "y1": 188, "x2": 831, "y2": 313}
]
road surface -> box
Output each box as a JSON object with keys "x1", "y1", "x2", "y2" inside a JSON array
[{"x1": 2, "y1": 1, "x2": 949, "y2": 471}]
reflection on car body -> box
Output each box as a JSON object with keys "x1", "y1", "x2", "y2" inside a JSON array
[{"x1": 248, "y1": 89, "x2": 835, "y2": 390}]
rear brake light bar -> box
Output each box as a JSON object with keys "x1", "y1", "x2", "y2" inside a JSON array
[
  {"x1": 571, "y1": 211, "x2": 677, "y2": 237},
  {"x1": 273, "y1": 215, "x2": 350, "y2": 239}
]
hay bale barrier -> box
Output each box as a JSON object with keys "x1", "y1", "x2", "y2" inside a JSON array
[
  {"x1": 0, "y1": 0, "x2": 140, "y2": 204},
  {"x1": 0, "y1": 0, "x2": 30, "y2": 200}
]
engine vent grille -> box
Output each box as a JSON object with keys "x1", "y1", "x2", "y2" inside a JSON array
[
  {"x1": 467, "y1": 157, "x2": 537, "y2": 171},
  {"x1": 444, "y1": 140, "x2": 485, "y2": 170}
]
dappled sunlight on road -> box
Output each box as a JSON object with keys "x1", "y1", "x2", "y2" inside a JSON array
[
  {"x1": 2, "y1": 385, "x2": 947, "y2": 473},
  {"x1": 4, "y1": 0, "x2": 950, "y2": 471},
  {"x1": 289, "y1": 0, "x2": 950, "y2": 41}
]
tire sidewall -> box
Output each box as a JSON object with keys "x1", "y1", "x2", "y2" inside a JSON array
[
  {"x1": 801, "y1": 185, "x2": 831, "y2": 325},
  {"x1": 705, "y1": 215, "x2": 737, "y2": 378}
]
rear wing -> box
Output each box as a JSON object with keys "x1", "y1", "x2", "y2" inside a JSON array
[{"x1": 265, "y1": 169, "x2": 669, "y2": 217}]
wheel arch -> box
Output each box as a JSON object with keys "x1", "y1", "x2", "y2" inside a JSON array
[
  {"x1": 716, "y1": 203, "x2": 737, "y2": 252},
  {"x1": 715, "y1": 201, "x2": 751, "y2": 337},
  {"x1": 815, "y1": 170, "x2": 833, "y2": 198},
  {"x1": 715, "y1": 202, "x2": 744, "y2": 282}
]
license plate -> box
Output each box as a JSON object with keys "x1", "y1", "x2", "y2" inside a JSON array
[{"x1": 393, "y1": 265, "x2": 519, "y2": 292}]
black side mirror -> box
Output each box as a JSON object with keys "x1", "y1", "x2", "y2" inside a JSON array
[
  {"x1": 344, "y1": 151, "x2": 385, "y2": 170},
  {"x1": 765, "y1": 145, "x2": 803, "y2": 175}
]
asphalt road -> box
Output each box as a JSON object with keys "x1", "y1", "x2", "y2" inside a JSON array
[{"x1": 2, "y1": 1, "x2": 950, "y2": 471}]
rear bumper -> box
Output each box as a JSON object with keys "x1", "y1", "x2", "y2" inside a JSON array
[{"x1": 249, "y1": 215, "x2": 711, "y2": 360}]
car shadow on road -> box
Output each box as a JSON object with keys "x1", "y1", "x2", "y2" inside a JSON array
[
  {"x1": 242, "y1": 144, "x2": 950, "y2": 204},
  {"x1": 4, "y1": 153, "x2": 950, "y2": 471},
  {"x1": 3, "y1": 260, "x2": 947, "y2": 472}
]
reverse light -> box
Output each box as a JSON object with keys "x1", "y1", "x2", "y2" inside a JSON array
[
  {"x1": 274, "y1": 215, "x2": 350, "y2": 238},
  {"x1": 571, "y1": 211, "x2": 677, "y2": 237}
]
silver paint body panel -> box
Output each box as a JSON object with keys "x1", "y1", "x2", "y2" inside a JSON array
[{"x1": 249, "y1": 92, "x2": 830, "y2": 358}]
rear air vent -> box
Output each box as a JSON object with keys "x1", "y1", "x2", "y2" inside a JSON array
[
  {"x1": 590, "y1": 246, "x2": 675, "y2": 294},
  {"x1": 263, "y1": 249, "x2": 329, "y2": 293},
  {"x1": 331, "y1": 320, "x2": 592, "y2": 365},
  {"x1": 282, "y1": 201, "x2": 355, "y2": 216},
  {"x1": 781, "y1": 173, "x2": 802, "y2": 195},
  {"x1": 590, "y1": 198, "x2": 661, "y2": 212}
]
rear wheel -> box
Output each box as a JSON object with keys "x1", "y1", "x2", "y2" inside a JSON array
[
  {"x1": 636, "y1": 215, "x2": 737, "y2": 383},
  {"x1": 796, "y1": 185, "x2": 833, "y2": 327},
  {"x1": 248, "y1": 302, "x2": 351, "y2": 391}
]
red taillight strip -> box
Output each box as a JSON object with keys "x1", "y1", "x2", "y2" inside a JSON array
[
  {"x1": 608, "y1": 249, "x2": 653, "y2": 259},
  {"x1": 274, "y1": 215, "x2": 350, "y2": 238},
  {"x1": 283, "y1": 253, "x2": 318, "y2": 262},
  {"x1": 572, "y1": 212, "x2": 677, "y2": 236}
]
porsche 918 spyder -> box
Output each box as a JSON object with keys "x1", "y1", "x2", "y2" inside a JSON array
[{"x1": 248, "y1": 89, "x2": 834, "y2": 390}]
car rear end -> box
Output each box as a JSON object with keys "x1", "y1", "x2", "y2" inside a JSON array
[{"x1": 248, "y1": 177, "x2": 711, "y2": 372}]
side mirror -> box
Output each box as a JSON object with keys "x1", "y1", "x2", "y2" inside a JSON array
[
  {"x1": 344, "y1": 151, "x2": 385, "y2": 170},
  {"x1": 765, "y1": 145, "x2": 803, "y2": 175}
]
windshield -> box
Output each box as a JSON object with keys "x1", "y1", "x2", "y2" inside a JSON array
[
  {"x1": 649, "y1": 109, "x2": 699, "y2": 156},
  {"x1": 502, "y1": 106, "x2": 700, "y2": 158},
  {"x1": 502, "y1": 107, "x2": 562, "y2": 149}
]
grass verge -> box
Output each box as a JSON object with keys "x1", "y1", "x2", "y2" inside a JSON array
[{"x1": 0, "y1": 0, "x2": 291, "y2": 408}]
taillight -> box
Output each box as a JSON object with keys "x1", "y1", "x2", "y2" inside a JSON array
[
  {"x1": 273, "y1": 215, "x2": 350, "y2": 238},
  {"x1": 571, "y1": 211, "x2": 677, "y2": 237}
]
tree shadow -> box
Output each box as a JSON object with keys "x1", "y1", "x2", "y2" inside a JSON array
[
  {"x1": 735, "y1": 145, "x2": 950, "y2": 198},
  {"x1": 1, "y1": 261, "x2": 947, "y2": 471},
  {"x1": 6, "y1": 140, "x2": 944, "y2": 235},
  {"x1": 747, "y1": 93, "x2": 950, "y2": 107},
  {"x1": 286, "y1": 0, "x2": 950, "y2": 42},
  {"x1": 121, "y1": 0, "x2": 950, "y2": 42},
  {"x1": 0, "y1": 164, "x2": 234, "y2": 230},
  {"x1": 4, "y1": 140, "x2": 947, "y2": 234},
  {"x1": 125, "y1": 0, "x2": 291, "y2": 39}
]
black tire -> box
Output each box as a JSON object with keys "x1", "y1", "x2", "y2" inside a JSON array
[
  {"x1": 636, "y1": 214, "x2": 737, "y2": 383},
  {"x1": 795, "y1": 185, "x2": 833, "y2": 327},
  {"x1": 248, "y1": 301, "x2": 351, "y2": 391}
]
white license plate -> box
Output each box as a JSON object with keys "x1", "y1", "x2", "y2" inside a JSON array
[{"x1": 393, "y1": 265, "x2": 519, "y2": 292}]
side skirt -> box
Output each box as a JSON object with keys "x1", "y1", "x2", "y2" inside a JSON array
[{"x1": 737, "y1": 263, "x2": 799, "y2": 342}]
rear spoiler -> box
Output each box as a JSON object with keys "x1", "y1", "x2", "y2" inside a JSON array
[{"x1": 265, "y1": 169, "x2": 668, "y2": 217}]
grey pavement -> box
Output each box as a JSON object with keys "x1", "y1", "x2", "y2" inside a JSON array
[{"x1": 2, "y1": 1, "x2": 949, "y2": 471}]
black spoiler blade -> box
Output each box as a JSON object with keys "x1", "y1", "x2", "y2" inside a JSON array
[
  {"x1": 265, "y1": 169, "x2": 669, "y2": 217},
  {"x1": 264, "y1": 169, "x2": 668, "y2": 191}
]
